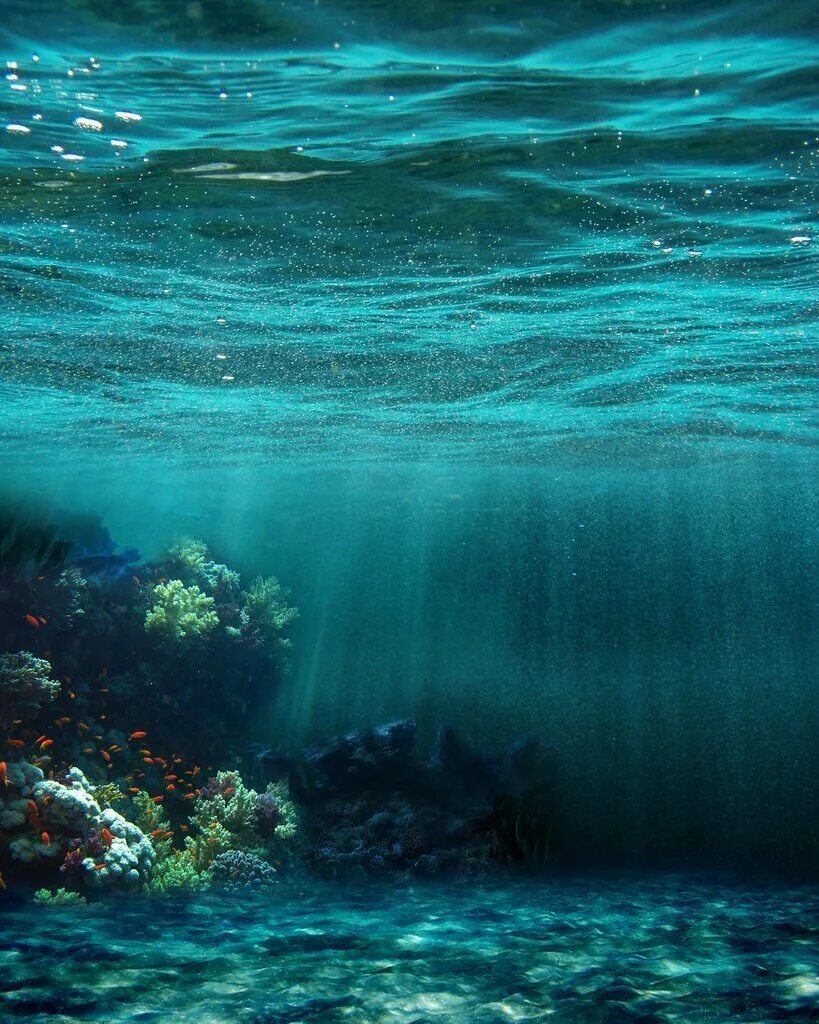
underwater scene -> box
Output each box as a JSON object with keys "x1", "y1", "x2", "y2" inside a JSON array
[{"x1": 0, "y1": 0, "x2": 817, "y2": 1020}]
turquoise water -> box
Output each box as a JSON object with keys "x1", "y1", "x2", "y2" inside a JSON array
[
  {"x1": 1, "y1": 1, "x2": 816, "y2": 467},
  {"x1": 0, "y1": 2, "x2": 817, "y2": 1020},
  {"x1": 3, "y1": 877, "x2": 819, "y2": 1022}
]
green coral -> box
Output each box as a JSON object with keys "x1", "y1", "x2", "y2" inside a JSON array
[
  {"x1": 144, "y1": 579, "x2": 218, "y2": 641},
  {"x1": 145, "y1": 849, "x2": 211, "y2": 893},
  {"x1": 241, "y1": 576, "x2": 298, "y2": 646},
  {"x1": 166, "y1": 537, "x2": 209, "y2": 577},
  {"x1": 92, "y1": 782, "x2": 126, "y2": 810},
  {"x1": 34, "y1": 887, "x2": 86, "y2": 906},
  {"x1": 192, "y1": 771, "x2": 258, "y2": 837}
]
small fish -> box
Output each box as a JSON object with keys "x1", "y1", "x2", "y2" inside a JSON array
[
  {"x1": 41, "y1": 831, "x2": 51, "y2": 847},
  {"x1": 94, "y1": 863, "x2": 106, "y2": 871},
  {"x1": 151, "y1": 796, "x2": 164, "y2": 803},
  {"x1": 149, "y1": 829, "x2": 164, "y2": 838},
  {"x1": 109, "y1": 745, "x2": 122, "y2": 752},
  {"x1": 82, "y1": 746, "x2": 94, "y2": 754},
  {"x1": 27, "y1": 799, "x2": 38, "y2": 816},
  {"x1": 142, "y1": 757, "x2": 153, "y2": 765},
  {"x1": 139, "y1": 749, "x2": 152, "y2": 757},
  {"x1": 166, "y1": 784, "x2": 176, "y2": 792},
  {"x1": 101, "y1": 828, "x2": 114, "y2": 846},
  {"x1": 35, "y1": 735, "x2": 47, "y2": 746},
  {"x1": 8, "y1": 739, "x2": 26, "y2": 749},
  {"x1": 180, "y1": 824, "x2": 189, "y2": 831},
  {"x1": 128, "y1": 731, "x2": 148, "y2": 741},
  {"x1": 223, "y1": 786, "x2": 235, "y2": 797},
  {"x1": 0, "y1": 762, "x2": 8, "y2": 787},
  {"x1": 101, "y1": 751, "x2": 112, "y2": 763},
  {"x1": 0, "y1": 869, "x2": 5, "y2": 890},
  {"x1": 183, "y1": 793, "x2": 196, "y2": 800},
  {"x1": 32, "y1": 757, "x2": 51, "y2": 768},
  {"x1": 58, "y1": 717, "x2": 71, "y2": 724},
  {"x1": 38, "y1": 616, "x2": 47, "y2": 625},
  {"x1": 39, "y1": 739, "x2": 54, "y2": 750},
  {"x1": 128, "y1": 786, "x2": 140, "y2": 793},
  {"x1": 164, "y1": 774, "x2": 178, "y2": 781},
  {"x1": 78, "y1": 722, "x2": 90, "y2": 732},
  {"x1": 24, "y1": 614, "x2": 39, "y2": 628},
  {"x1": 132, "y1": 575, "x2": 141, "y2": 586},
  {"x1": 68, "y1": 691, "x2": 76, "y2": 700}
]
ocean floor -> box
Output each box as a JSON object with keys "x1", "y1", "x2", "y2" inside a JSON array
[{"x1": 2, "y1": 875, "x2": 818, "y2": 1023}]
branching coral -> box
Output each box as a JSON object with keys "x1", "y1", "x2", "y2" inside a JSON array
[
  {"x1": 0, "y1": 651, "x2": 60, "y2": 726},
  {"x1": 144, "y1": 579, "x2": 218, "y2": 641},
  {"x1": 166, "y1": 537, "x2": 209, "y2": 578},
  {"x1": 34, "y1": 887, "x2": 87, "y2": 906},
  {"x1": 240, "y1": 576, "x2": 298, "y2": 646}
]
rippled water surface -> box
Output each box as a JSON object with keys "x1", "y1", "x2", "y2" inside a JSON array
[{"x1": 1, "y1": 0, "x2": 816, "y2": 468}]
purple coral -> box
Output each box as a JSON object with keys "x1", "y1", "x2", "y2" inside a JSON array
[
  {"x1": 253, "y1": 792, "x2": 281, "y2": 837},
  {"x1": 199, "y1": 772, "x2": 240, "y2": 801}
]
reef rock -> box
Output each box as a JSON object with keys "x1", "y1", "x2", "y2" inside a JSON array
[{"x1": 292, "y1": 719, "x2": 417, "y2": 801}]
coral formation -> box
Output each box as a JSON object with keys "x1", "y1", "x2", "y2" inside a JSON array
[
  {"x1": 33, "y1": 886, "x2": 87, "y2": 905},
  {"x1": 144, "y1": 580, "x2": 219, "y2": 641},
  {"x1": 211, "y1": 850, "x2": 279, "y2": 893},
  {"x1": 1, "y1": 762, "x2": 155, "y2": 890},
  {"x1": 0, "y1": 651, "x2": 60, "y2": 726},
  {"x1": 239, "y1": 576, "x2": 298, "y2": 646}
]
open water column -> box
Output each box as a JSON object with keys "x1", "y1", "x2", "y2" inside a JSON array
[{"x1": 0, "y1": 0, "x2": 817, "y2": 1021}]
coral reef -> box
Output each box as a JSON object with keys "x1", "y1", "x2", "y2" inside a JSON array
[
  {"x1": 1, "y1": 762, "x2": 155, "y2": 890},
  {"x1": 33, "y1": 886, "x2": 86, "y2": 905},
  {"x1": 0, "y1": 651, "x2": 60, "y2": 727},
  {"x1": 210, "y1": 850, "x2": 279, "y2": 893},
  {"x1": 238, "y1": 576, "x2": 298, "y2": 646},
  {"x1": 144, "y1": 580, "x2": 219, "y2": 642}
]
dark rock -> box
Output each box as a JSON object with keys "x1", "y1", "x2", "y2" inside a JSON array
[{"x1": 291, "y1": 719, "x2": 417, "y2": 801}]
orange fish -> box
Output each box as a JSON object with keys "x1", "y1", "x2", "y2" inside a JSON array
[
  {"x1": 180, "y1": 824, "x2": 189, "y2": 831},
  {"x1": 8, "y1": 739, "x2": 26, "y2": 749},
  {"x1": 58, "y1": 717, "x2": 71, "y2": 725},
  {"x1": 142, "y1": 757, "x2": 153, "y2": 765},
  {"x1": 94, "y1": 863, "x2": 106, "y2": 871},
  {"x1": 0, "y1": 762, "x2": 8, "y2": 787},
  {"x1": 101, "y1": 751, "x2": 112, "y2": 763},
  {"x1": 39, "y1": 739, "x2": 54, "y2": 750},
  {"x1": 78, "y1": 722, "x2": 90, "y2": 732},
  {"x1": 164, "y1": 775, "x2": 178, "y2": 781},
  {"x1": 183, "y1": 793, "x2": 196, "y2": 800},
  {"x1": 161, "y1": 831, "x2": 174, "y2": 840},
  {"x1": 27, "y1": 799, "x2": 38, "y2": 815},
  {"x1": 223, "y1": 786, "x2": 235, "y2": 797},
  {"x1": 149, "y1": 829, "x2": 164, "y2": 838},
  {"x1": 35, "y1": 735, "x2": 47, "y2": 745},
  {"x1": 41, "y1": 831, "x2": 51, "y2": 847},
  {"x1": 82, "y1": 746, "x2": 94, "y2": 754},
  {"x1": 139, "y1": 749, "x2": 152, "y2": 757},
  {"x1": 24, "y1": 614, "x2": 39, "y2": 628},
  {"x1": 166, "y1": 784, "x2": 176, "y2": 792},
  {"x1": 101, "y1": 828, "x2": 114, "y2": 846},
  {"x1": 128, "y1": 787, "x2": 140, "y2": 793},
  {"x1": 109, "y1": 745, "x2": 122, "y2": 752},
  {"x1": 128, "y1": 731, "x2": 148, "y2": 741},
  {"x1": 0, "y1": 870, "x2": 6, "y2": 890},
  {"x1": 151, "y1": 796, "x2": 164, "y2": 803}
]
